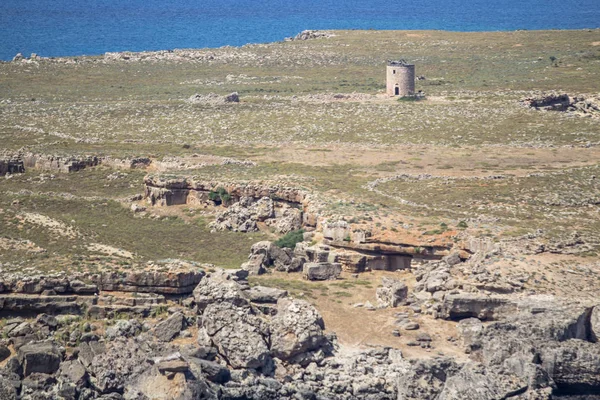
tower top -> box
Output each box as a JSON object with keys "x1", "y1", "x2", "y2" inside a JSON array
[{"x1": 387, "y1": 59, "x2": 413, "y2": 67}]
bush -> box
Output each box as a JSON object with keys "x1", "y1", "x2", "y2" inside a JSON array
[
  {"x1": 208, "y1": 187, "x2": 231, "y2": 203},
  {"x1": 275, "y1": 229, "x2": 305, "y2": 249}
]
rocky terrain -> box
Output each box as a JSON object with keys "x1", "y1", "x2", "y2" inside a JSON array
[{"x1": 1, "y1": 29, "x2": 600, "y2": 398}]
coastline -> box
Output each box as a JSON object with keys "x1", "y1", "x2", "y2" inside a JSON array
[{"x1": 4, "y1": 27, "x2": 600, "y2": 63}]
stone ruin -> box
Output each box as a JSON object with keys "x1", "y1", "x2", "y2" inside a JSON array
[{"x1": 522, "y1": 92, "x2": 600, "y2": 118}]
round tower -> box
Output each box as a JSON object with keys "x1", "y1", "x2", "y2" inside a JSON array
[{"x1": 386, "y1": 60, "x2": 415, "y2": 97}]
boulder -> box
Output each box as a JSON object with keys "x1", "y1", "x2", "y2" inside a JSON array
[
  {"x1": 193, "y1": 273, "x2": 247, "y2": 310},
  {"x1": 240, "y1": 254, "x2": 268, "y2": 275},
  {"x1": 85, "y1": 338, "x2": 152, "y2": 394},
  {"x1": 269, "y1": 298, "x2": 328, "y2": 362},
  {"x1": 188, "y1": 358, "x2": 231, "y2": 384},
  {"x1": 202, "y1": 302, "x2": 271, "y2": 370},
  {"x1": 270, "y1": 246, "x2": 294, "y2": 271},
  {"x1": 376, "y1": 277, "x2": 408, "y2": 307},
  {"x1": 35, "y1": 314, "x2": 59, "y2": 329},
  {"x1": 246, "y1": 286, "x2": 288, "y2": 303},
  {"x1": 302, "y1": 262, "x2": 341, "y2": 281},
  {"x1": 442, "y1": 252, "x2": 462, "y2": 266},
  {"x1": 105, "y1": 319, "x2": 142, "y2": 340},
  {"x1": 225, "y1": 92, "x2": 240, "y2": 103},
  {"x1": 18, "y1": 341, "x2": 63, "y2": 377},
  {"x1": 153, "y1": 312, "x2": 185, "y2": 342},
  {"x1": 8, "y1": 322, "x2": 33, "y2": 338},
  {"x1": 77, "y1": 340, "x2": 106, "y2": 368},
  {"x1": 59, "y1": 360, "x2": 88, "y2": 387},
  {"x1": 456, "y1": 318, "x2": 484, "y2": 352}
]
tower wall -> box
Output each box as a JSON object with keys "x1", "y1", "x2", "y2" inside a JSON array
[{"x1": 386, "y1": 64, "x2": 415, "y2": 96}]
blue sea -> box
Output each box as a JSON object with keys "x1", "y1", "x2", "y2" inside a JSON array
[{"x1": 1, "y1": 0, "x2": 599, "y2": 61}]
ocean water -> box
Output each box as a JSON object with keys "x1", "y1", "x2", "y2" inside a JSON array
[{"x1": 1, "y1": 0, "x2": 599, "y2": 61}]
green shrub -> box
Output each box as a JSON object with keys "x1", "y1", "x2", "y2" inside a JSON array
[
  {"x1": 275, "y1": 229, "x2": 305, "y2": 249},
  {"x1": 457, "y1": 221, "x2": 468, "y2": 229},
  {"x1": 208, "y1": 187, "x2": 231, "y2": 203}
]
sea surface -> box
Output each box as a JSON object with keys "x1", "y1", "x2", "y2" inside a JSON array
[{"x1": 1, "y1": 0, "x2": 599, "y2": 61}]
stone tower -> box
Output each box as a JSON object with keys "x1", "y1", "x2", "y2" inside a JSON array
[{"x1": 386, "y1": 60, "x2": 415, "y2": 97}]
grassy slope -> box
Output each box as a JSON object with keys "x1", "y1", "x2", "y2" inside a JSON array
[{"x1": 1, "y1": 29, "x2": 599, "y2": 269}]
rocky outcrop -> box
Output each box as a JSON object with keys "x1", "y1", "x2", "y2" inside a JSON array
[
  {"x1": 144, "y1": 176, "x2": 318, "y2": 229},
  {"x1": 1, "y1": 261, "x2": 599, "y2": 399},
  {"x1": 144, "y1": 176, "x2": 308, "y2": 206},
  {"x1": 97, "y1": 266, "x2": 204, "y2": 294},
  {"x1": 290, "y1": 30, "x2": 335, "y2": 41},
  {"x1": 437, "y1": 362, "x2": 530, "y2": 400},
  {"x1": 210, "y1": 196, "x2": 303, "y2": 233},
  {"x1": 0, "y1": 260, "x2": 205, "y2": 318},
  {"x1": 439, "y1": 293, "x2": 516, "y2": 321},
  {"x1": 322, "y1": 220, "x2": 452, "y2": 262}
]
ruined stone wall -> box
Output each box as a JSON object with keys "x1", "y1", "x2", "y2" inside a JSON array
[
  {"x1": 0, "y1": 158, "x2": 24, "y2": 176},
  {"x1": 22, "y1": 153, "x2": 100, "y2": 173}
]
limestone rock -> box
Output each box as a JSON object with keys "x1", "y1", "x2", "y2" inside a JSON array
[
  {"x1": 154, "y1": 312, "x2": 185, "y2": 342},
  {"x1": 246, "y1": 286, "x2": 288, "y2": 303},
  {"x1": 376, "y1": 277, "x2": 408, "y2": 308},
  {"x1": 442, "y1": 252, "x2": 462, "y2": 266},
  {"x1": 105, "y1": 319, "x2": 142, "y2": 340},
  {"x1": 157, "y1": 360, "x2": 189, "y2": 374},
  {"x1": 590, "y1": 305, "x2": 600, "y2": 342},
  {"x1": 59, "y1": 360, "x2": 88, "y2": 387},
  {"x1": 18, "y1": 341, "x2": 63, "y2": 377},
  {"x1": 439, "y1": 293, "x2": 516, "y2": 321},
  {"x1": 85, "y1": 337, "x2": 154, "y2": 394},
  {"x1": 302, "y1": 262, "x2": 341, "y2": 281},
  {"x1": 188, "y1": 358, "x2": 231, "y2": 384},
  {"x1": 397, "y1": 358, "x2": 461, "y2": 400},
  {"x1": 270, "y1": 298, "x2": 327, "y2": 362},
  {"x1": 437, "y1": 363, "x2": 528, "y2": 400},
  {"x1": 193, "y1": 272, "x2": 247, "y2": 311},
  {"x1": 456, "y1": 318, "x2": 484, "y2": 352},
  {"x1": 538, "y1": 340, "x2": 600, "y2": 391},
  {"x1": 202, "y1": 301, "x2": 271, "y2": 370},
  {"x1": 240, "y1": 254, "x2": 267, "y2": 275},
  {"x1": 98, "y1": 264, "x2": 204, "y2": 294},
  {"x1": 0, "y1": 375, "x2": 17, "y2": 400}
]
